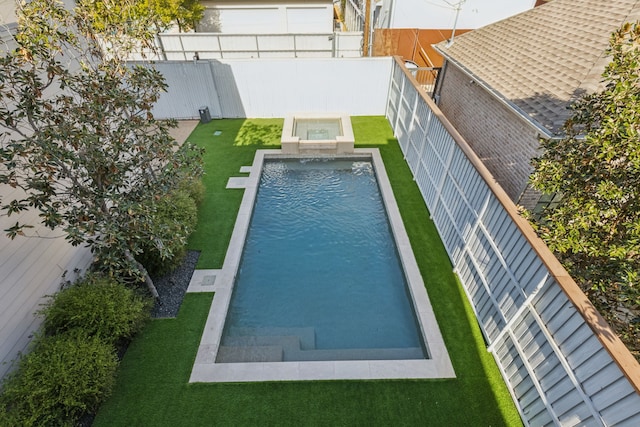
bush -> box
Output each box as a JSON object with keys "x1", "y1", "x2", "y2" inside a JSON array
[
  {"x1": 137, "y1": 187, "x2": 198, "y2": 276},
  {"x1": 39, "y1": 275, "x2": 152, "y2": 345},
  {"x1": 0, "y1": 332, "x2": 118, "y2": 426},
  {"x1": 178, "y1": 176, "x2": 206, "y2": 206}
]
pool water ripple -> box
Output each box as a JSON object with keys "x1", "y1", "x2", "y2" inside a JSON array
[{"x1": 221, "y1": 158, "x2": 425, "y2": 360}]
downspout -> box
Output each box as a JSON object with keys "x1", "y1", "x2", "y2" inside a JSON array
[{"x1": 432, "y1": 59, "x2": 447, "y2": 102}]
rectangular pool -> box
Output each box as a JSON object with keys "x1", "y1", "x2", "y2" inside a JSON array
[
  {"x1": 217, "y1": 158, "x2": 425, "y2": 362},
  {"x1": 190, "y1": 149, "x2": 454, "y2": 382}
]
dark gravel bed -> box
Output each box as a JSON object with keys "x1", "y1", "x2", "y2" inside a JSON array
[{"x1": 151, "y1": 250, "x2": 200, "y2": 318}]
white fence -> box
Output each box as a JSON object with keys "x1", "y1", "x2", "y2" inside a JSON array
[
  {"x1": 129, "y1": 32, "x2": 363, "y2": 61},
  {"x1": 386, "y1": 58, "x2": 640, "y2": 425},
  {"x1": 137, "y1": 57, "x2": 392, "y2": 119}
]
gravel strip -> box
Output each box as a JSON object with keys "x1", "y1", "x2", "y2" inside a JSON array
[{"x1": 151, "y1": 250, "x2": 200, "y2": 318}]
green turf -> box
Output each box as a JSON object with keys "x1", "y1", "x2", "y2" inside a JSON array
[
  {"x1": 94, "y1": 117, "x2": 522, "y2": 426},
  {"x1": 186, "y1": 118, "x2": 283, "y2": 268}
]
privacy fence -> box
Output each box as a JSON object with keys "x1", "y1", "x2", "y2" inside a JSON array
[
  {"x1": 386, "y1": 57, "x2": 640, "y2": 426},
  {"x1": 127, "y1": 32, "x2": 363, "y2": 61},
  {"x1": 135, "y1": 58, "x2": 392, "y2": 120}
]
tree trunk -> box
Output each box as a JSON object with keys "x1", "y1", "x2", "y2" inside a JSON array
[{"x1": 124, "y1": 249, "x2": 160, "y2": 299}]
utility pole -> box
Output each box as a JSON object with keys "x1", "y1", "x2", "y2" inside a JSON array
[{"x1": 363, "y1": 0, "x2": 371, "y2": 56}]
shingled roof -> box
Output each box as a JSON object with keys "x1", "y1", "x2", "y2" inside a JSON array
[{"x1": 434, "y1": 0, "x2": 640, "y2": 136}]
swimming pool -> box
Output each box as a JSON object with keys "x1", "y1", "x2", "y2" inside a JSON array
[
  {"x1": 190, "y1": 149, "x2": 454, "y2": 382},
  {"x1": 217, "y1": 158, "x2": 425, "y2": 362}
]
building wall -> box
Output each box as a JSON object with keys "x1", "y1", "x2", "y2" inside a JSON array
[
  {"x1": 387, "y1": 0, "x2": 535, "y2": 30},
  {"x1": 198, "y1": 1, "x2": 333, "y2": 34},
  {"x1": 1, "y1": 9, "x2": 94, "y2": 377},
  {"x1": 437, "y1": 63, "x2": 541, "y2": 208},
  {"x1": 0, "y1": 195, "x2": 92, "y2": 379}
]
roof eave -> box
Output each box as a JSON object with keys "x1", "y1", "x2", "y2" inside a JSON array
[{"x1": 434, "y1": 44, "x2": 558, "y2": 139}]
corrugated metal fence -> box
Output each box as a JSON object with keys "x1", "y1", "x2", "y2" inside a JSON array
[
  {"x1": 136, "y1": 57, "x2": 392, "y2": 119},
  {"x1": 386, "y1": 58, "x2": 640, "y2": 425}
]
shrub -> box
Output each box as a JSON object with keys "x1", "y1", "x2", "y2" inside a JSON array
[
  {"x1": 178, "y1": 176, "x2": 206, "y2": 206},
  {"x1": 0, "y1": 332, "x2": 118, "y2": 426},
  {"x1": 137, "y1": 187, "x2": 198, "y2": 276},
  {"x1": 39, "y1": 275, "x2": 152, "y2": 345}
]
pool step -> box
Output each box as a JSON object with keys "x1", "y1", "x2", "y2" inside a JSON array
[
  {"x1": 284, "y1": 346, "x2": 425, "y2": 361},
  {"x1": 228, "y1": 327, "x2": 316, "y2": 350},
  {"x1": 216, "y1": 345, "x2": 283, "y2": 363},
  {"x1": 217, "y1": 334, "x2": 304, "y2": 363},
  {"x1": 218, "y1": 327, "x2": 425, "y2": 362}
]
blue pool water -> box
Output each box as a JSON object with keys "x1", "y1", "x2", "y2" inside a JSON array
[{"x1": 219, "y1": 158, "x2": 426, "y2": 362}]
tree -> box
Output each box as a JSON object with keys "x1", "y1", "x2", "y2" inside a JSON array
[
  {"x1": 529, "y1": 22, "x2": 640, "y2": 358},
  {"x1": 147, "y1": 0, "x2": 205, "y2": 32},
  {"x1": 0, "y1": 0, "x2": 203, "y2": 298},
  {"x1": 78, "y1": 0, "x2": 204, "y2": 35}
]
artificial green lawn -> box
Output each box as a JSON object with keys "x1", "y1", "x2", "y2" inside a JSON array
[{"x1": 94, "y1": 117, "x2": 522, "y2": 426}]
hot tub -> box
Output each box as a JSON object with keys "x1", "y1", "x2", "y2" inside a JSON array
[{"x1": 281, "y1": 114, "x2": 355, "y2": 154}]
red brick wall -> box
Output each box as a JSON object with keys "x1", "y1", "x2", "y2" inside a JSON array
[{"x1": 437, "y1": 64, "x2": 542, "y2": 209}]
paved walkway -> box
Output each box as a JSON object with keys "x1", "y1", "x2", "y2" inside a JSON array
[{"x1": 169, "y1": 120, "x2": 199, "y2": 145}]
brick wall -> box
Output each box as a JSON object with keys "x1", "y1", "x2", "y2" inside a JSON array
[{"x1": 437, "y1": 64, "x2": 542, "y2": 209}]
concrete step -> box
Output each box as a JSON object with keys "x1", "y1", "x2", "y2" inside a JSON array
[
  {"x1": 216, "y1": 345, "x2": 283, "y2": 363},
  {"x1": 284, "y1": 346, "x2": 425, "y2": 362},
  {"x1": 223, "y1": 335, "x2": 302, "y2": 354},
  {"x1": 228, "y1": 327, "x2": 316, "y2": 350}
]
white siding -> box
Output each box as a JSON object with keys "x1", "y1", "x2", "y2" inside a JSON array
[
  {"x1": 199, "y1": 2, "x2": 333, "y2": 34},
  {"x1": 0, "y1": 200, "x2": 92, "y2": 378},
  {"x1": 387, "y1": 0, "x2": 535, "y2": 30}
]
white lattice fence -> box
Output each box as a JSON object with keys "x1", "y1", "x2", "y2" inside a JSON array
[{"x1": 386, "y1": 58, "x2": 640, "y2": 426}]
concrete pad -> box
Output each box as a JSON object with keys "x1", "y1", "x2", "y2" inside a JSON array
[
  {"x1": 168, "y1": 120, "x2": 199, "y2": 146},
  {"x1": 226, "y1": 177, "x2": 248, "y2": 189},
  {"x1": 187, "y1": 269, "x2": 221, "y2": 293}
]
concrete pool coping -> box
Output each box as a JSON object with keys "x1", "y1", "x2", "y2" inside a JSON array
[{"x1": 188, "y1": 148, "x2": 455, "y2": 382}]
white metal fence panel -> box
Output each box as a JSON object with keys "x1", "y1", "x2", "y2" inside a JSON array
[
  {"x1": 218, "y1": 57, "x2": 392, "y2": 117},
  {"x1": 131, "y1": 61, "x2": 223, "y2": 120},
  {"x1": 154, "y1": 32, "x2": 362, "y2": 60},
  {"x1": 385, "y1": 59, "x2": 640, "y2": 426},
  {"x1": 140, "y1": 57, "x2": 392, "y2": 119},
  {"x1": 209, "y1": 61, "x2": 246, "y2": 118},
  {"x1": 334, "y1": 32, "x2": 362, "y2": 58}
]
